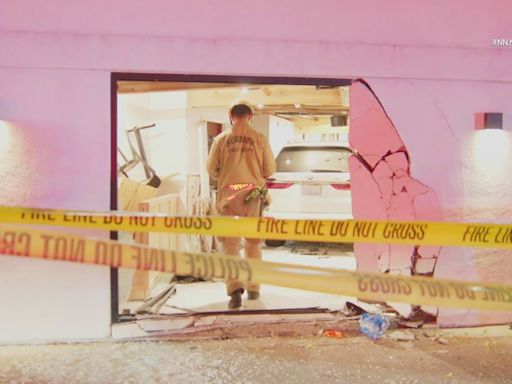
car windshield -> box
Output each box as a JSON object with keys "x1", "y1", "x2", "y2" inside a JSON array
[{"x1": 276, "y1": 146, "x2": 352, "y2": 173}]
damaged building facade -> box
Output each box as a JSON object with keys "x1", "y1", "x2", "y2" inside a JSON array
[{"x1": 0, "y1": 0, "x2": 511, "y2": 343}]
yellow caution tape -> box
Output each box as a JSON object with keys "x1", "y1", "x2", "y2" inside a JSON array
[
  {"x1": 0, "y1": 205, "x2": 511, "y2": 248},
  {"x1": 0, "y1": 224, "x2": 511, "y2": 311}
]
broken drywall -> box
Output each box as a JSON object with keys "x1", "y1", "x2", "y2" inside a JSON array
[{"x1": 349, "y1": 80, "x2": 443, "y2": 318}]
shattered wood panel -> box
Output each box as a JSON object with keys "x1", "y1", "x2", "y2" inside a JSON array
[{"x1": 349, "y1": 80, "x2": 443, "y2": 319}]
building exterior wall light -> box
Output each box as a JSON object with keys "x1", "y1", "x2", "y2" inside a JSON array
[{"x1": 475, "y1": 112, "x2": 503, "y2": 130}]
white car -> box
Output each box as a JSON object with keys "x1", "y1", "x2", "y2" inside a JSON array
[{"x1": 264, "y1": 141, "x2": 353, "y2": 246}]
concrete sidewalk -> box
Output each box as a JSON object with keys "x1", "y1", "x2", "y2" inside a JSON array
[{"x1": 0, "y1": 331, "x2": 511, "y2": 383}]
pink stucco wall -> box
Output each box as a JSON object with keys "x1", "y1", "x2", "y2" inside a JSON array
[
  {"x1": 0, "y1": 1, "x2": 511, "y2": 341},
  {"x1": 372, "y1": 79, "x2": 512, "y2": 326},
  {"x1": 0, "y1": 0, "x2": 510, "y2": 49},
  {"x1": 350, "y1": 79, "x2": 512, "y2": 325},
  {"x1": 0, "y1": 68, "x2": 112, "y2": 342}
]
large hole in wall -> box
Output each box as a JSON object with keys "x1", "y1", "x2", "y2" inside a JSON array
[
  {"x1": 112, "y1": 75, "x2": 359, "y2": 323},
  {"x1": 110, "y1": 75, "x2": 444, "y2": 325}
]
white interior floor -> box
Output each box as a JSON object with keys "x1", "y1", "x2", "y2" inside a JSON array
[{"x1": 119, "y1": 242, "x2": 357, "y2": 315}]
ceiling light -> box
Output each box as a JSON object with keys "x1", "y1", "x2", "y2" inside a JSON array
[{"x1": 240, "y1": 87, "x2": 249, "y2": 95}]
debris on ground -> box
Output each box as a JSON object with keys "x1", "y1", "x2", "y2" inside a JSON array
[
  {"x1": 359, "y1": 312, "x2": 390, "y2": 340},
  {"x1": 404, "y1": 307, "x2": 437, "y2": 323},
  {"x1": 397, "y1": 318, "x2": 424, "y2": 328},
  {"x1": 387, "y1": 330, "x2": 416, "y2": 342},
  {"x1": 422, "y1": 328, "x2": 438, "y2": 338},
  {"x1": 135, "y1": 282, "x2": 177, "y2": 314},
  {"x1": 342, "y1": 301, "x2": 395, "y2": 316},
  {"x1": 434, "y1": 336, "x2": 449, "y2": 345},
  {"x1": 113, "y1": 310, "x2": 362, "y2": 340},
  {"x1": 342, "y1": 301, "x2": 366, "y2": 316},
  {"x1": 320, "y1": 329, "x2": 345, "y2": 338},
  {"x1": 290, "y1": 245, "x2": 327, "y2": 255},
  {"x1": 287, "y1": 241, "x2": 353, "y2": 256}
]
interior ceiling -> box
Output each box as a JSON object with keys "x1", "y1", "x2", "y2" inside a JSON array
[
  {"x1": 117, "y1": 81, "x2": 235, "y2": 94},
  {"x1": 117, "y1": 81, "x2": 349, "y2": 124}
]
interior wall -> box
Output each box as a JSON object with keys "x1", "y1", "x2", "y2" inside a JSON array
[
  {"x1": 186, "y1": 106, "x2": 229, "y2": 175},
  {"x1": 118, "y1": 91, "x2": 188, "y2": 181},
  {"x1": 117, "y1": 93, "x2": 151, "y2": 182},
  {"x1": 147, "y1": 92, "x2": 188, "y2": 177},
  {"x1": 252, "y1": 115, "x2": 295, "y2": 157},
  {"x1": 0, "y1": 0, "x2": 511, "y2": 341}
]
